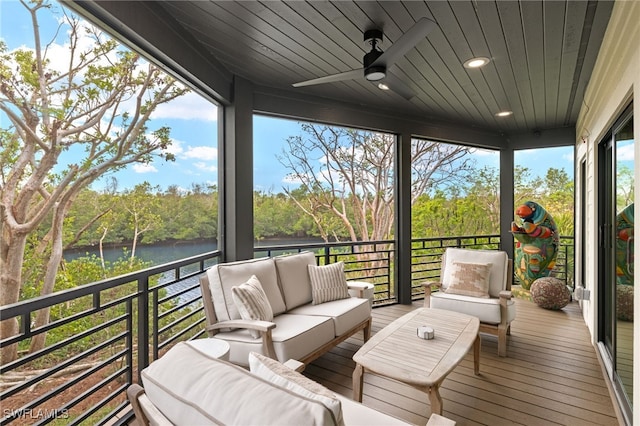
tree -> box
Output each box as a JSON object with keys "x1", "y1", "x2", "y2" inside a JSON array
[
  {"x1": 278, "y1": 124, "x2": 472, "y2": 245},
  {"x1": 0, "y1": 1, "x2": 187, "y2": 362},
  {"x1": 120, "y1": 182, "x2": 162, "y2": 262}
]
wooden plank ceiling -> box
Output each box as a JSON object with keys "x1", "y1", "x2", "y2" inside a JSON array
[{"x1": 160, "y1": 0, "x2": 613, "y2": 136}]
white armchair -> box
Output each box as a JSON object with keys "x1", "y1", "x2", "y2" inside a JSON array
[{"x1": 423, "y1": 248, "x2": 516, "y2": 357}]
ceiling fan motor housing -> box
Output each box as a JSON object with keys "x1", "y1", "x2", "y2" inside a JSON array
[{"x1": 363, "y1": 29, "x2": 385, "y2": 81}]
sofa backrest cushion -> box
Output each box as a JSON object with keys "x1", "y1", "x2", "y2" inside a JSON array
[
  {"x1": 441, "y1": 248, "x2": 508, "y2": 298},
  {"x1": 141, "y1": 342, "x2": 336, "y2": 425},
  {"x1": 206, "y1": 257, "x2": 286, "y2": 323},
  {"x1": 274, "y1": 251, "x2": 316, "y2": 310}
]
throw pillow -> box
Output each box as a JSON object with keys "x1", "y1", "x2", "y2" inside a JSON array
[
  {"x1": 308, "y1": 262, "x2": 350, "y2": 305},
  {"x1": 231, "y1": 275, "x2": 274, "y2": 338},
  {"x1": 444, "y1": 261, "x2": 492, "y2": 298},
  {"x1": 248, "y1": 352, "x2": 344, "y2": 426}
]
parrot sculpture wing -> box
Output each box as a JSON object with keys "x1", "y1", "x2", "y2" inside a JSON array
[{"x1": 615, "y1": 203, "x2": 634, "y2": 286}]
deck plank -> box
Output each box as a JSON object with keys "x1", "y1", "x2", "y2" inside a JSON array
[{"x1": 304, "y1": 298, "x2": 620, "y2": 426}]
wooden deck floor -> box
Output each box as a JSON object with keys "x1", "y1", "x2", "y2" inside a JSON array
[{"x1": 303, "y1": 298, "x2": 621, "y2": 426}]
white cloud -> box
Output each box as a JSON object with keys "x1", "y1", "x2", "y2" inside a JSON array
[
  {"x1": 182, "y1": 146, "x2": 217, "y2": 160},
  {"x1": 562, "y1": 152, "x2": 574, "y2": 162},
  {"x1": 151, "y1": 92, "x2": 218, "y2": 121},
  {"x1": 282, "y1": 174, "x2": 303, "y2": 184},
  {"x1": 194, "y1": 162, "x2": 217, "y2": 172},
  {"x1": 132, "y1": 163, "x2": 157, "y2": 173},
  {"x1": 618, "y1": 142, "x2": 634, "y2": 161},
  {"x1": 164, "y1": 139, "x2": 184, "y2": 156}
]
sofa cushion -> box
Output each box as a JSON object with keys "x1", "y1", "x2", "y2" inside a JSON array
[
  {"x1": 308, "y1": 262, "x2": 350, "y2": 304},
  {"x1": 141, "y1": 342, "x2": 335, "y2": 425},
  {"x1": 442, "y1": 248, "x2": 508, "y2": 298},
  {"x1": 288, "y1": 297, "x2": 371, "y2": 336},
  {"x1": 444, "y1": 261, "x2": 492, "y2": 298},
  {"x1": 214, "y1": 313, "x2": 335, "y2": 366},
  {"x1": 232, "y1": 275, "x2": 274, "y2": 338},
  {"x1": 274, "y1": 251, "x2": 316, "y2": 310},
  {"x1": 430, "y1": 292, "x2": 516, "y2": 324},
  {"x1": 249, "y1": 352, "x2": 344, "y2": 426},
  {"x1": 207, "y1": 257, "x2": 286, "y2": 326}
]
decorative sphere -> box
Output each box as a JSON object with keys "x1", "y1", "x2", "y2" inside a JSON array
[
  {"x1": 616, "y1": 285, "x2": 634, "y2": 321},
  {"x1": 530, "y1": 277, "x2": 571, "y2": 310}
]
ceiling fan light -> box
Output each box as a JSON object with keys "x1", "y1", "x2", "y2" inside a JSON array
[
  {"x1": 378, "y1": 83, "x2": 390, "y2": 90},
  {"x1": 495, "y1": 110, "x2": 513, "y2": 117},
  {"x1": 365, "y1": 66, "x2": 386, "y2": 81},
  {"x1": 464, "y1": 57, "x2": 490, "y2": 68}
]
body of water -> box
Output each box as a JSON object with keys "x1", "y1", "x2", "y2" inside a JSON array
[
  {"x1": 63, "y1": 238, "x2": 325, "y2": 265},
  {"x1": 63, "y1": 238, "x2": 325, "y2": 302},
  {"x1": 64, "y1": 240, "x2": 218, "y2": 265}
]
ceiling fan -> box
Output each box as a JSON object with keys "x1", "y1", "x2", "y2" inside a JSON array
[{"x1": 292, "y1": 17, "x2": 437, "y2": 100}]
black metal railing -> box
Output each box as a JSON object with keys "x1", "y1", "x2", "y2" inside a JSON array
[
  {"x1": 410, "y1": 235, "x2": 575, "y2": 296},
  {"x1": 0, "y1": 251, "x2": 222, "y2": 425},
  {"x1": 254, "y1": 240, "x2": 395, "y2": 303},
  {"x1": 0, "y1": 234, "x2": 574, "y2": 424}
]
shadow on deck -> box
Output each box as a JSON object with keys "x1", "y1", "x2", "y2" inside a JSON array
[{"x1": 303, "y1": 298, "x2": 620, "y2": 426}]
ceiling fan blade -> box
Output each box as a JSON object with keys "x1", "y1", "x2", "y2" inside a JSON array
[
  {"x1": 382, "y1": 73, "x2": 415, "y2": 100},
  {"x1": 372, "y1": 17, "x2": 436, "y2": 68},
  {"x1": 292, "y1": 69, "x2": 363, "y2": 87}
]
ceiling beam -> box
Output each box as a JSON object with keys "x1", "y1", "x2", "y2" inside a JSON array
[{"x1": 253, "y1": 85, "x2": 508, "y2": 150}]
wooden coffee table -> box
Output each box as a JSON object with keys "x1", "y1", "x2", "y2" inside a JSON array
[{"x1": 352, "y1": 308, "x2": 480, "y2": 415}]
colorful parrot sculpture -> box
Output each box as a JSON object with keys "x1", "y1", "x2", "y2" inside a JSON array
[
  {"x1": 511, "y1": 201, "x2": 559, "y2": 290},
  {"x1": 615, "y1": 203, "x2": 634, "y2": 286}
]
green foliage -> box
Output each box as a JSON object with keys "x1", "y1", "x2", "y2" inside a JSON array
[{"x1": 18, "y1": 252, "x2": 154, "y2": 364}]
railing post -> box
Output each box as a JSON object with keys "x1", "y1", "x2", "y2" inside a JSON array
[{"x1": 137, "y1": 276, "x2": 150, "y2": 382}]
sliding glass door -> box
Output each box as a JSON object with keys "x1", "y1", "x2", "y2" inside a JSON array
[{"x1": 598, "y1": 104, "x2": 634, "y2": 421}]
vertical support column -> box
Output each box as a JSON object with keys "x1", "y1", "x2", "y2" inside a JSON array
[
  {"x1": 396, "y1": 131, "x2": 413, "y2": 305},
  {"x1": 500, "y1": 147, "x2": 515, "y2": 260},
  {"x1": 220, "y1": 76, "x2": 254, "y2": 261}
]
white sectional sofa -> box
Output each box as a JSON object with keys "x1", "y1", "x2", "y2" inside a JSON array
[
  {"x1": 199, "y1": 251, "x2": 373, "y2": 366},
  {"x1": 127, "y1": 341, "x2": 456, "y2": 426}
]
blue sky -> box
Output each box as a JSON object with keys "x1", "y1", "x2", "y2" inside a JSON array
[{"x1": 1, "y1": 0, "x2": 577, "y2": 194}]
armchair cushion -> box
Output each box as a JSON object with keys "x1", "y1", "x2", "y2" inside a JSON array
[
  {"x1": 249, "y1": 352, "x2": 344, "y2": 425},
  {"x1": 444, "y1": 261, "x2": 492, "y2": 298},
  {"x1": 308, "y1": 262, "x2": 350, "y2": 304},
  {"x1": 231, "y1": 275, "x2": 274, "y2": 338},
  {"x1": 430, "y1": 292, "x2": 516, "y2": 324}
]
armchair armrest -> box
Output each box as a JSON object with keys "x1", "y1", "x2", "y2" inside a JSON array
[
  {"x1": 422, "y1": 281, "x2": 442, "y2": 308},
  {"x1": 498, "y1": 290, "x2": 513, "y2": 330},
  {"x1": 499, "y1": 290, "x2": 513, "y2": 300}
]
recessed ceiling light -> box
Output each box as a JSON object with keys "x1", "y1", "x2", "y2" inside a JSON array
[
  {"x1": 378, "y1": 83, "x2": 390, "y2": 90},
  {"x1": 495, "y1": 111, "x2": 513, "y2": 117},
  {"x1": 463, "y1": 57, "x2": 490, "y2": 68}
]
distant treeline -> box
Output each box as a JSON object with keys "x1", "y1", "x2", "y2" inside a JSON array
[{"x1": 47, "y1": 165, "x2": 573, "y2": 254}]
